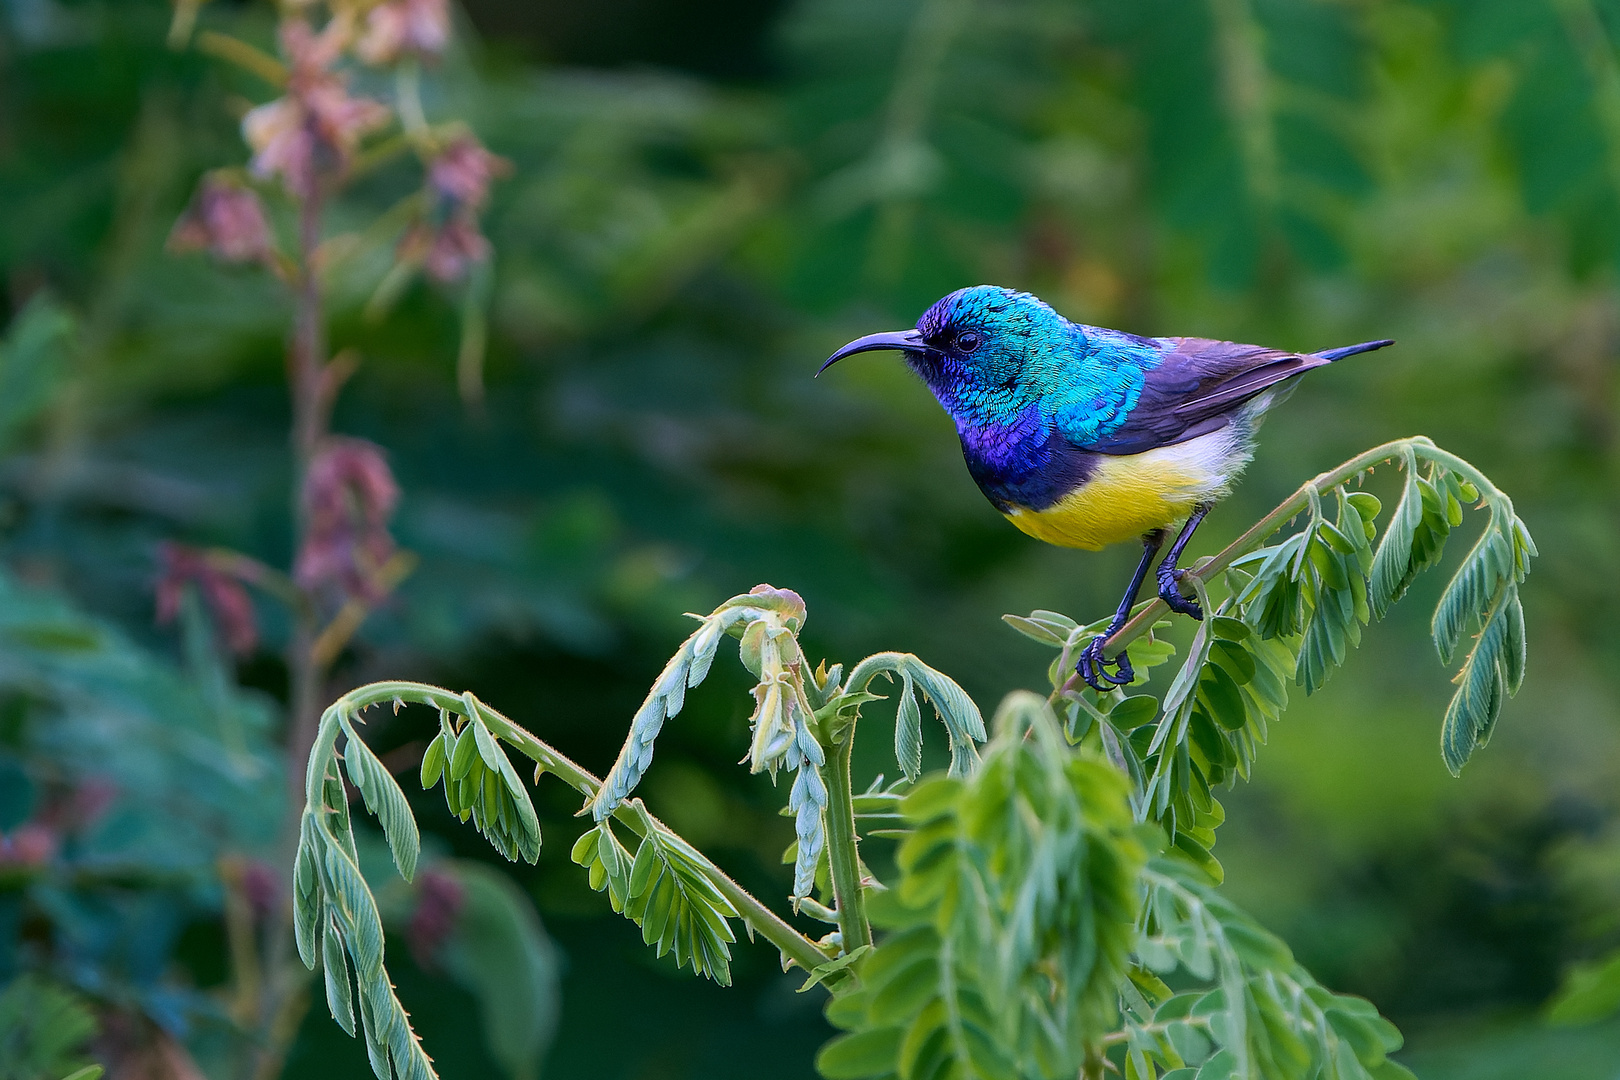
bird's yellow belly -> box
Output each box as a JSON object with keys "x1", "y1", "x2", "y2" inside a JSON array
[{"x1": 1002, "y1": 439, "x2": 1235, "y2": 550}]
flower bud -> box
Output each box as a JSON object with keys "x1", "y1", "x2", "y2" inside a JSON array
[
  {"x1": 168, "y1": 173, "x2": 272, "y2": 264},
  {"x1": 155, "y1": 542, "x2": 259, "y2": 655}
]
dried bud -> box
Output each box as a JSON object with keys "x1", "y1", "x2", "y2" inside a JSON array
[
  {"x1": 408, "y1": 868, "x2": 465, "y2": 966},
  {"x1": 295, "y1": 438, "x2": 401, "y2": 604},
  {"x1": 428, "y1": 135, "x2": 507, "y2": 212},
  {"x1": 155, "y1": 543, "x2": 259, "y2": 655},
  {"x1": 169, "y1": 173, "x2": 273, "y2": 264},
  {"x1": 356, "y1": 0, "x2": 450, "y2": 65}
]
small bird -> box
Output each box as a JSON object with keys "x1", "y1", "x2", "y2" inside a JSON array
[{"x1": 820, "y1": 285, "x2": 1392, "y2": 691}]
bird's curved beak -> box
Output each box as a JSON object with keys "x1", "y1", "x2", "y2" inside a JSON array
[{"x1": 817, "y1": 329, "x2": 928, "y2": 376}]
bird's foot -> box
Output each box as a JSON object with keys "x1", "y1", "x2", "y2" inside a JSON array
[
  {"x1": 1157, "y1": 566, "x2": 1203, "y2": 620},
  {"x1": 1077, "y1": 634, "x2": 1134, "y2": 691}
]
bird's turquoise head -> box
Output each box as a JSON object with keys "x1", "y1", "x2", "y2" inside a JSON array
[{"x1": 820, "y1": 285, "x2": 1079, "y2": 423}]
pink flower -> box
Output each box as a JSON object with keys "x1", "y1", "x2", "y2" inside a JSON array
[
  {"x1": 242, "y1": 98, "x2": 316, "y2": 197},
  {"x1": 295, "y1": 438, "x2": 401, "y2": 604},
  {"x1": 243, "y1": 18, "x2": 390, "y2": 196},
  {"x1": 407, "y1": 868, "x2": 465, "y2": 966},
  {"x1": 393, "y1": 135, "x2": 505, "y2": 283},
  {"x1": 2, "y1": 823, "x2": 58, "y2": 867},
  {"x1": 169, "y1": 172, "x2": 273, "y2": 263},
  {"x1": 156, "y1": 543, "x2": 259, "y2": 655},
  {"x1": 398, "y1": 216, "x2": 490, "y2": 283},
  {"x1": 357, "y1": 0, "x2": 450, "y2": 65},
  {"x1": 428, "y1": 135, "x2": 507, "y2": 212},
  {"x1": 424, "y1": 216, "x2": 491, "y2": 282}
]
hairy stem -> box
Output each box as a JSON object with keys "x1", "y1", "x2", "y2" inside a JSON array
[
  {"x1": 1056, "y1": 436, "x2": 1439, "y2": 698},
  {"x1": 822, "y1": 731, "x2": 873, "y2": 953},
  {"x1": 325, "y1": 682, "x2": 829, "y2": 975}
]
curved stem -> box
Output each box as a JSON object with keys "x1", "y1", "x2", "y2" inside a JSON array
[
  {"x1": 324, "y1": 682, "x2": 829, "y2": 975},
  {"x1": 1056, "y1": 437, "x2": 1434, "y2": 697}
]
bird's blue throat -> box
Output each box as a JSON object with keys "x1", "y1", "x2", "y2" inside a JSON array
[{"x1": 932, "y1": 400, "x2": 1092, "y2": 513}]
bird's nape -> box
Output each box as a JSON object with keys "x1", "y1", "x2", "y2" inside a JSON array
[{"x1": 817, "y1": 328, "x2": 932, "y2": 375}]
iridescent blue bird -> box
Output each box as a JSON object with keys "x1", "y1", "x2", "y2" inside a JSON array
[{"x1": 820, "y1": 285, "x2": 1393, "y2": 690}]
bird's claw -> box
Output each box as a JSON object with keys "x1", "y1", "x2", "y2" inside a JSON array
[
  {"x1": 1077, "y1": 635, "x2": 1134, "y2": 691},
  {"x1": 1157, "y1": 567, "x2": 1203, "y2": 620}
]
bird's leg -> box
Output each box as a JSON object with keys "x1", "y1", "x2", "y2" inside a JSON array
[
  {"x1": 1156, "y1": 502, "x2": 1213, "y2": 620},
  {"x1": 1077, "y1": 529, "x2": 1166, "y2": 691}
]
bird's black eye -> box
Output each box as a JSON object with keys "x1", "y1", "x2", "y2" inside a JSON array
[{"x1": 956, "y1": 330, "x2": 981, "y2": 353}]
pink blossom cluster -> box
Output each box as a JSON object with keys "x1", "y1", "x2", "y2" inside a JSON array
[
  {"x1": 0, "y1": 823, "x2": 56, "y2": 868},
  {"x1": 429, "y1": 135, "x2": 503, "y2": 210},
  {"x1": 156, "y1": 542, "x2": 260, "y2": 655},
  {"x1": 242, "y1": 17, "x2": 391, "y2": 197},
  {"x1": 294, "y1": 438, "x2": 401, "y2": 604},
  {"x1": 402, "y1": 133, "x2": 508, "y2": 282}
]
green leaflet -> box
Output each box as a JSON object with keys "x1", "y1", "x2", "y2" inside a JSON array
[
  {"x1": 1370, "y1": 448, "x2": 1422, "y2": 618},
  {"x1": 1439, "y1": 582, "x2": 1524, "y2": 776},
  {"x1": 1125, "y1": 859, "x2": 1408, "y2": 1080},
  {"x1": 322, "y1": 912, "x2": 357, "y2": 1038},
  {"x1": 1223, "y1": 449, "x2": 1533, "y2": 774},
  {"x1": 571, "y1": 816, "x2": 741, "y2": 985},
  {"x1": 295, "y1": 685, "x2": 571, "y2": 1080},
  {"x1": 339, "y1": 712, "x2": 421, "y2": 882},
  {"x1": 894, "y1": 670, "x2": 923, "y2": 783}
]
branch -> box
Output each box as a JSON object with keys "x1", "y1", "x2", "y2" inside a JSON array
[
  {"x1": 1056, "y1": 436, "x2": 1443, "y2": 697},
  {"x1": 324, "y1": 681, "x2": 828, "y2": 975}
]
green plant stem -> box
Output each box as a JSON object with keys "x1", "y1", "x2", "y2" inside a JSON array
[
  {"x1": 324, "y1": 682, "x2": 829, "y2": 975},
  {"x1": 822, "y1": 731, "x2": 873, "y2": 953},
  {"x1": 1056, "y1": 436, "x2": 1440, "y2": 698}
]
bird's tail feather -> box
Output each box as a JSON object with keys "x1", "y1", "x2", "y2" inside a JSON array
[{"x1": 1315, "y1": 339, "x2": 1395, "y2": 362}]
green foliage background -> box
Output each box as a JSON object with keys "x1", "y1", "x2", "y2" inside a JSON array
[{"x1": 4, "y1": 0, "x2": 1620, "y2": 1076}]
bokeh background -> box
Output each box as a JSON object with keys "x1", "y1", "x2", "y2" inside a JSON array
[{"x1": 4, "y1": 0, "x2": 1620, "y2": 1077}]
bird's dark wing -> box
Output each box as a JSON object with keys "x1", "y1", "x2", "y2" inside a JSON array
[{"x1": 1078, "y1": 337, "x2": 1387, "y2": 455}]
